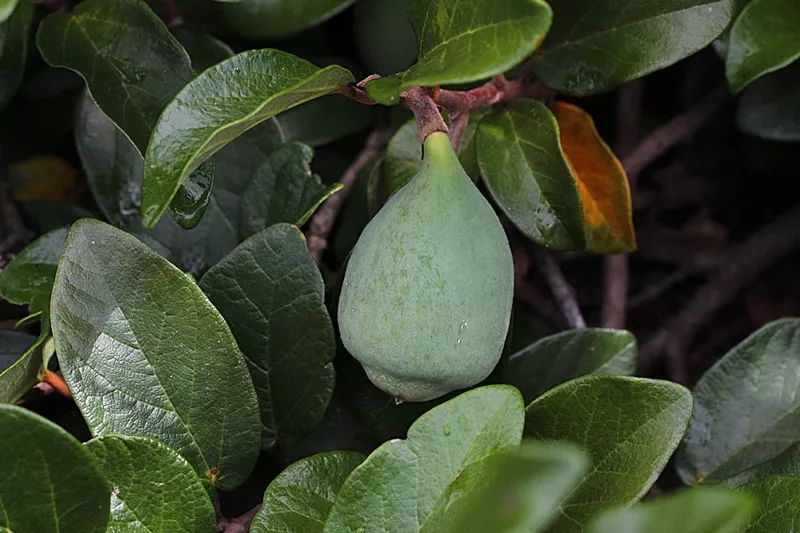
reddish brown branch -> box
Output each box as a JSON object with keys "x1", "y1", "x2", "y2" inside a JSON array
[
  {"x1": 401, "y1": 87, "x2": 448, "y2": 142},
  {"x1": 641, "y1": 205, "x2": 800, "y2": 382},
  {"x1": 534, "y1": 248, "x2": 586, "y2": 329},
  {"x1": 306, "y1": 129, "x2": 389, "y2": 262},
  {"x1": 623, "y1": 85, "x2": 730, "y2": 180}
]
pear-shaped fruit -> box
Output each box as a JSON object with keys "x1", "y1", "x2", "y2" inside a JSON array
[{"x1": 339, "y1": 132, "x2": 513, "y2": 402}]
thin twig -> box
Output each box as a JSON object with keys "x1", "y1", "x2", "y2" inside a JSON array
[
  {"x1": 623, "y1": 85, "x2": 730, "y2": 180},
  {"x1": 534, "y1": 248, "x2": 586, "y2": 329},
  {"x1": 401, "y1": 87, "x2": 448, "y2": 142},
  {"x1": 43, "y1": 371, "x2": 72, "y2": 400},
  {"x1": 641, "y1": 205, "x2": 800, "y2": 382},
  {"x1": 306, "y1": 129, "x2": 389, "y2": 262},
  {"x1": 601, "y1": 81, "x2": 643, "y2": 329}
]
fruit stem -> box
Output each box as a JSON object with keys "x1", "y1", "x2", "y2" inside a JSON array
[{"x1": 401, "y1": 87, "x2": 448, "y2": 143}]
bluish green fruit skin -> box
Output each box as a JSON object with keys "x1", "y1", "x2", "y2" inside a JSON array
[{"x1": 339, "y1": 132, "x2": 513, "y2": 402}]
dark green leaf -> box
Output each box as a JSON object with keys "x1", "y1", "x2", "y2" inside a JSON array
[
  {"x1": 36, "y1": 0, "x2": 194, "y2": 153},
  {"x1": 354, "y1": 0, "x2": 417, "y2": 75},
  {"x1": 0, "y1": 329, "x2": 44, "y2": 403},
  {"x1": 0, "y1": 0, "x2": 33, "y2": 109},
  {"x1": 726, "y1": 0, "x2": 800, "y2": 92},
  {"x1": 75, "y1": 91, "x2": 283, "y2": 273},
  {"x1": 677, "y1": 319, "x2": 800, "y2": 484},
  {"x1": 365, "y1": 0, "x2": 552, "y2": 104},
  {"x1": 86, "y1": 435, "x2": 217, "y2": 533},
  {"x1": 50, "y1": 219, "x2": 261, "y2": 489},
  {"x1": 535, "y1": 0, "x2": 734, "y2": 96},
  {"x1": 740, "y1": 475, "x2": 800, "y2": 532},
  {"x1": 200, "y1": 224, "x2": 335, "y2": 448},
  {"x1": 477, "y1": 99, "x2": 585, "y2": 250},
  {"x1": 0, "y1": 404, "x2": 109, "y2": 533},
  {"x1": 737, "y1": 62, "x2": 800, "y2": 142},
  {"x1": 505, "y1": 328, "x2": 637, "y2": 403},
  {"x1": 222, "y1": 0, "x2": 356, "y2": 39},
  {"x1": 441, "y1": 441, "x2": 589, "y2": 533},
  {"x1": 525, "y1": 375, "x2": 693, "y2": 531},
  {"x1": 240, "y1": 143, "x2": 341, "y2": 239},
  {"x1": 251, "y1": 451, "x2": 365, "y2": 533},
  {"x1": 141, "y1": 49, "x2": 353, "y2": 228},
  {"x1": 0, "y1": 227, "x2": 67, "y2": 307},
  {"x1": 588, "y1": 486, "x2": 756, "y2": 533},
  {"x1": 324, "y1": 385, "x2": 524, "y2": 532},
  {"x1": 172, "y1": 25, "x2": 233, "y2": 72},
  {"x1": 278, "y1": 96, "x2": 373, "y2": 147}
]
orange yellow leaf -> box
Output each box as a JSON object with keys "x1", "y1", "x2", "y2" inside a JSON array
[
  {"x1": 9, "y1": 155, "x2": 78, "y2": 202},
  {"x1": 552, "y1": 101, "x2": 636, "y2": 253}
]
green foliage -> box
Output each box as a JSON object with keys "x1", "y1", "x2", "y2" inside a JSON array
[
  {"x1": 365, "y1": 0, "x2": 552, "y2": 104},
  {"x1": 588, "y1": 486, "x2": 757, "y2": 533},
  {"x1": 725, "y1": 0, "x2": 800, "y2": 93},
  {"x1": 86, "y1": 436, "x2": 217, "y2": 533},
  {"x1": 251, "y1": 451, "x2": 365, "y2": 533},
  {"x1": 141, "y1": 50, "x2": 353, "y2": 227},
  {"x1": 525, "y1": 375, "x2": 693, "y2": 531},
  {"x1": 0, "y1": 227, "x2": 67, "y2": 309},
  {"x1": 324, "y1": 386, "x2": 525, "y2": 532},
  {"x1": 737, "y1": 62, "x2": 800, "y2": 142},
  {"x1": 478, "y1": 99, "x2": 585, "y2": 250},
  {"x1": 677, "y1": 318, "x2": 800, "y2": 484},
  {"x1": 50, "y1": 219, "x2": 261, "y2": 489},
  {"x1": 535, "y1": 0, "x2": 735, "y2": 95},
  {"x1": 0, "y1": 329, "x2": 44, "y2": 403},
  {"x1": 0, "y1": 404, "x2": 110, "y2": 533},
  {"x1": 740, "y1": 475, "x2": 800, "y2": 532},
  {"x1": 0, "y1": 0, "x2": 32, "y2": 109},
  {"x1": 200, "y1": 224, "x2": 336, "y2": 448},
  {"x1": 222, "y1": 0, "x2": 356, "y2": 40},
  {"x1": 505, "y1": 328, "x2": 637, "y2": 403}
]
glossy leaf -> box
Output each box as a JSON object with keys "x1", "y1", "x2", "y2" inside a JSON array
[
  {"x1": 740, "y1": 475, "x2": 800, "y2": 532},
  {"x1": 251, "y1": 451, "x2": 365, "y2": 533},
  {"x1": 279, "y1": 96, "x2": 373, "y2": 147},
  {"x1": 478, "y1": 99, "x2": 585, "y2": 250},
  {"x1": 737, "y1": 62, "x2": 800, "y2": 142},
  {"x1": 0, "y1": 227, "x2": 67, "y2": 308},
  {"x1": 0, "y1": 0, "x2": 33, "y2": 109},
  {"x1": 505, "y1": 328, "x2": 637, "y2": 403},
  {"x1": 552, "y1": 102, "x2": 636, "y2": 253},
  {"x1": 0, "y1": 404, "x2": 109, "y2": 533},
  {"x1": 141, "y1": 49, "x2": 353, "y2": 228},
  {"x1": 168, "y1": 160, "x2": 215, "y2": 229},
  {"x1": 86, "y1": 435, "x2": 217, "y2": 533},
  {"x1": 588, "y1": 486, "x2": 756, "y2": 533},
  {"x1": 535, "y1": 0, "x2": 734, "y2": 95},
  {"x1": 366, "y1": 0, "x2": 551, "y2": 104},
  {"x1": 525, "y1": 375, "x2": 693, "y2": 531},
  {"x1": 677, "y1": 318, "x2": 800, "y2": 484},
  {"x1": 239, "y1": 143, "x2": 342, "y2": 239},
  {"x1": 223, "y1": 0, "x2": 356, "y2": 39},
  {"x1": 36, "y1": 0, "x2": 194, "y2": 153},
  {"x1": 75, "y1": 92, "x2": 282, "y2": 273},
  {"x1": 0, "y1": 329, "x2": 43, "y2": 403},
  {"x1": 726, "y1": 0, "x2": 800, "y2": 93},
  {"x1": 324, "y1": 385, "x2": 524, "y2": 532},
  {"x1": 441, "y1": 441, "x2": 589, "y2": 533},
  {"x1": 50, "y1": 219, "x2": 261, "y2": 489},
  {"x1": 201, "y1": 224, "x2": 335, "y2": 448}
]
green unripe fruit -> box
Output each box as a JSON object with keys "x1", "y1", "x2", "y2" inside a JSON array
[{"x1": 339, "y1": 132, "x2": 513, "y2": 402}]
